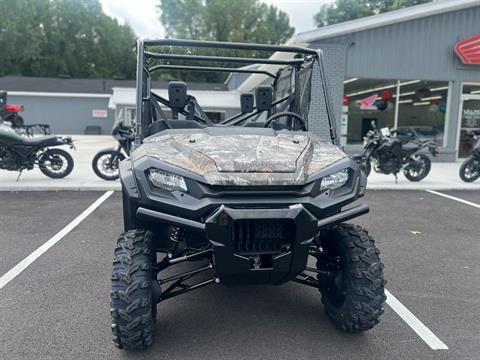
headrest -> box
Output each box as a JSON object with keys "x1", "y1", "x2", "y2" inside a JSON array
[
  {"x1": 168, "y1": 81, "x2": 188, "y2": 110},
  {"x1": 240, "y1": 93, "x2": 254, "y2": 113},
  {"x1": 255, "y1": 85, "x2": 273, "y2": 111}
]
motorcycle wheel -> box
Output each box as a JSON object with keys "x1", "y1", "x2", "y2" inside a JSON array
[
  {"x1": 459, "y1": 157, "x2": 480, "y2": 182},
  {"x1": 403, "y1": 154, "x2": 431, "y2": 182},
  {"x1": 39, "y1": 148, "x2": 74, "y2": 178},
  {"x1": 92, "y1": 150, "x2": 125, "y2": 181}
]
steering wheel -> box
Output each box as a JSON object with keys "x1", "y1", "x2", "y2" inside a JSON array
[{"x1": 263, "y1": 111, "x2": 307, "y2": 131}]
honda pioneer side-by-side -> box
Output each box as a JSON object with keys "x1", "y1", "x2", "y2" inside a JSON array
[{"x1": 111, "y1": 39, "x2": 386, "y2": 350}]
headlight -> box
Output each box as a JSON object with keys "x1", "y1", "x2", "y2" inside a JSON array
[
  {"x1": 148, "y1": 169, "x2": 188, "y2": 192},
  {"x1": 320, "y1": 169, "x2": 349, "y2": 191}
]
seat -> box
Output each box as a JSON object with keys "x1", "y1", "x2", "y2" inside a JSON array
[
  {"x1": 402, "y1": 141, "x2": 420, "y2": 152},
  {"x1": 21, "y1": 135, "x2": 59, "y2": 147}
]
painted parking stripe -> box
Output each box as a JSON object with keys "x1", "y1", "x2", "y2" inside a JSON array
[
  {"x1": 426, "y1": 190, "x2": 480, "y2": 209},
  {"x1": 0, "y1": 191, "x2": 114, "y2": 290},
  {"x1": 386, "y1": 289, "x2": 448, "y2": 350}
]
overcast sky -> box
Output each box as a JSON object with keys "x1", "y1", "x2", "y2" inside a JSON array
[{"x1": 100, "y1": 0, "x2": 334, "y2": 39}]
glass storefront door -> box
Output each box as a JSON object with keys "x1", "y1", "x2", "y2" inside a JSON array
[{"x1": 458, "y1": 96, "x2": 480, "y2": 157}]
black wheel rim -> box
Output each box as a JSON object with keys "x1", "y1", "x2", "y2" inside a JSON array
[
  {"x1": 463, "y1": 161, "x2": 480, "y2": 179},
  {"x1": 325, "y1": 255, "x2": 347, "y2": 307},
  {"x1": 407, "y1": 158, "x2": 427, "y2": 178},
  {"x1": 42, "y1": 154, "x2": 68, "y2": 175},
  {"x1": 96, "y1": 154, "x2": 119, "y2": 177}
]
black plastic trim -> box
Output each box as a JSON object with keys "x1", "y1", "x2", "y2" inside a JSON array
[
  {"x1": 136, "y1": 207, "x2": 206, "y2": 231},
  {"x1": 135, "y1": 202, "x2": 370, "y2": 233},
  {"x1": 317, "y1": 203, "x2": 369, "y2": 229}
]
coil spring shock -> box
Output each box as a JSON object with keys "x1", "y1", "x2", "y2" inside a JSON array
[{"x1": 169, "y1": 226, "x2": 185, "y2": 255}]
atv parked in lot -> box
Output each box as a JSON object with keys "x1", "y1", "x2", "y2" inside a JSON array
[{"x1": 110, "y1": 39, "x2": 385, "y2": 350}]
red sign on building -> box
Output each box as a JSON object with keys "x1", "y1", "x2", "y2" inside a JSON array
[{"x1": 455, "y1": 35, "x2": 480, "y2": 65}]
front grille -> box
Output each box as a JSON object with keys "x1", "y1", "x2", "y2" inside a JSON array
[{"x1": 232, "y1": 219, "x2": 295, "y2": 255}]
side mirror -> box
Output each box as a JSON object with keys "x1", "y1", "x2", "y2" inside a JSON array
[
  {"x1": 168, "y1": 81, "x2": 187, "y2": 110},
  {"x1": 240, "y1": 93, "x2": 254, "y2": 113}
]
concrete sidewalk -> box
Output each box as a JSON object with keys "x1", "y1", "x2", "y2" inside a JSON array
[{"x1": 0, "y1": 135, "x2": 479, "y2": 191}]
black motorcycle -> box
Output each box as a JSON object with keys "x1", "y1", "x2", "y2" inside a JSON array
[
  {"x1": 0, "y1": 124, "x2": 74, "y2": 179},
  {"x1": 353, "y1": 127, "x2": 438, "y2": 182},
  {"x1": 459, "y1": 131, "x2": 480, "y2": 182},
  {"x1": 91, "y1": 120, "x2": 133, "y2": 180}
]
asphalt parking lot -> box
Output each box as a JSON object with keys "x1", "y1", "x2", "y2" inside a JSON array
[{"x1": 0, "y1": 190, "x2": 479, "y2": 360}]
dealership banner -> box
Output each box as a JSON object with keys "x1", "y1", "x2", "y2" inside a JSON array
[{"x1": 455, "y1": 35, "x2": 480, "y2": 65}]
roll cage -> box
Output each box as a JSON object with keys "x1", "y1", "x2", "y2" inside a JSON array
[{"x1": 134, "y1": 38, "x2": 339, "y2": 146}]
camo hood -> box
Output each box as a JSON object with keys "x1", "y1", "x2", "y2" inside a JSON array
[{"x1": 132, "y1": 128, "x2": 347, "y2": 186}]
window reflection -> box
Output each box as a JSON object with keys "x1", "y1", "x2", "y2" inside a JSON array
[{"x1": 343, "y1": 78, "x2": 448, "y2": 147}]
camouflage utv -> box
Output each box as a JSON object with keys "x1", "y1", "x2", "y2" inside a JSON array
[{"x1": 111, "y1": 39, "x2": 386, "y2": 350}]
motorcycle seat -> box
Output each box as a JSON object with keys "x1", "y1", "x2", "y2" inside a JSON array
[
  {"x1": 402, "y1": 141, "x2": 420, "y2": 152},
  {"x1": 21, "y1": 135, "x2": 59, "y2": 146}
]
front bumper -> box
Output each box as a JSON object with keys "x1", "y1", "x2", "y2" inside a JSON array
[
  {"x1": 122, "y1": 156, "x2": 369, "y2": 285},
  {"x1": 136, "y1": 203, "x2": 369, "y2": 285}
]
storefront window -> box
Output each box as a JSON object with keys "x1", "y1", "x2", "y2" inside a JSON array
[{"x1": 343, "y1": 78, "x2": 449, "y2": 146}]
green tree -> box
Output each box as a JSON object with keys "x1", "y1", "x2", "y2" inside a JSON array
[
  {"x1": 314, "y1": 0, "x2": 434, "y2": 27},
  {"x1": 159, "y1": 0, "x2": 294, "y2": 44},
  {"x1": 157, "y1": 0, "x2": 295, "y2": 82},
  {"x1": 0, "y1": 0, "x2": 137, "y2": 79}
]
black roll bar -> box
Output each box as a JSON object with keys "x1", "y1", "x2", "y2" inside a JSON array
[
  {"x1": 148, "y1": 64, "x2": 276, "y2": 79},
  {"x1": 134, "y1": 38, "x2": 340, "y2": 147},
  {"x1": 143, "y1": 38, "x2": 318, "y2": 55},
  {"x1": 145, "y1": 52, "x2": 305, "y2": 66},
  {"x1": 135, "y1": 39, "x2": 145, "y2": 145}
]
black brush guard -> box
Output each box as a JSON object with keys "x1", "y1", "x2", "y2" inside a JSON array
[
  {"x1": 137, "y1": 203, "x2": 369, "y2": 287},
  {"x1": 205, "y1": 206, "x2": 318, "y2": 285}
]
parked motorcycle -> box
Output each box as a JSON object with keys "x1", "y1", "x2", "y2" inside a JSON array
[
  {"x1": 91, "y1": 120, "x2": 133, "y2": 180},
  {"x1": 1, "y1": 91, "x2": 52, "y2": 137},
  {"x1": 353, "y1": 126, "x2": 438, "y2": 182},
  {"x1": 459, "y1": 131, "x2": 480, "y2": 182},
  {"x1": 0, "y1": 124, "x2": 74, "y2": 179},
  {"x1": 0, "y1": 91, "x2": 25, "y2": 128}
]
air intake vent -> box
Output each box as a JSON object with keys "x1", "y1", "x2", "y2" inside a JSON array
[{"x1": 232, "y1": 219, "x2": 295, "y2": 255}]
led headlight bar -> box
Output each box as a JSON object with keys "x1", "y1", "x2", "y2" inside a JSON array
[
  {"x1": 148, "y1": 169, "x2": 188, "y2": 192},
  {"x1": 320, "y1": 169, "x2": 349, "y2": 191}
]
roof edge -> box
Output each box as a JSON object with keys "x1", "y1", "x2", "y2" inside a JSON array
[
  {"x1": 296, "y1": 0, "x2": 480, "y2": 43},
  {"x1": 8, "y1": 91, "x2": 110, "y2": 98}
]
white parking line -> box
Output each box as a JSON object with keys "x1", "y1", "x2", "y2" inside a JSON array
[
  {"x1": 386, "y1": 289, "x2": 448, "y2": 350},
  {"x1": 0, "y1": 191, "x2": 114, "y2": 290},
  {"x1": 426, "y1": 189, "x2": 480, "y2": 209}
]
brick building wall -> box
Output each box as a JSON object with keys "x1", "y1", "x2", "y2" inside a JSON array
[{"x1": 307, "y1": 44, "x2": 346, "y2": 142}]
